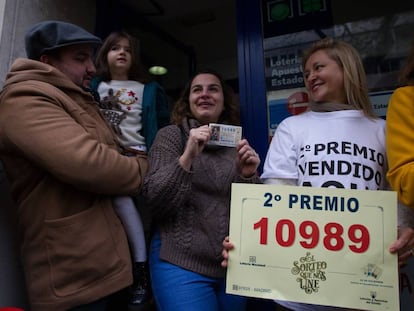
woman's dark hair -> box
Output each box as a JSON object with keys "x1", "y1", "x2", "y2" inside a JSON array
[
  {"x1": 95, "y1": 31, "x2": 150, "y2": 83},
  {"x1": 398, "y1": 40, "x2": 414, "y2": 86},
  {"x1": 171, "y1": 69, "x2": 240, "y2": 125}
]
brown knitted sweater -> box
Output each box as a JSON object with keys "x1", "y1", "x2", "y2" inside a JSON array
[{"x1": 142, "y1": 118, "x2": 261, "y2": 277}]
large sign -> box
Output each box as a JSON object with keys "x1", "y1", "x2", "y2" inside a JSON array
[{"x1": 226, "y1": 184, "x2": 399, "y2": 310}]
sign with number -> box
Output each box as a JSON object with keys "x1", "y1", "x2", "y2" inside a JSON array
[{"x1": 226, "y1": 184, "x2": 399, "y2": 311}]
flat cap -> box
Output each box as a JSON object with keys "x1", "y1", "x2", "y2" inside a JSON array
[{"x1": 25, "y1": 20, "x2": 102, "y2": 60}]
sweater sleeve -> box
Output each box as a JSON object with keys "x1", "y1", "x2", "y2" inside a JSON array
[
  {"x1": 398, "y1": 201, "x2": 414, "y2": 228},
  {"x1": 155, "y1": 82, "x2": 171, "y2": 129},
  {"x1": 142, "y1": 125, "x2": 192, "y2": 220},
  {"x1": 142, "y1": 81, "x2": 171, "y2": 150},
  {"x1": 386, "y1": 87, "x2": 414, "y2": 208}
]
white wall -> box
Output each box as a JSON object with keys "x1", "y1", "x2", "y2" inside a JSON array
[
  {"x1": 0, "y1": 0, "x2": 96, "y2": 307},
  {"x1": 0, "y1": 0, "x2": 96, "y2": 87}
]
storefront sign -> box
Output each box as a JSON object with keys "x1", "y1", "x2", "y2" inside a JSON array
[
  {"x1": 264, "y1": 45, "x2": 305, "y2": 91},
  {"x1": 262, "y1": 0, "x2": 333, "y2": 37}
]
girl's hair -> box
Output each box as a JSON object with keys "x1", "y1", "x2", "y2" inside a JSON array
[
  {"x1": 95, "y1": 31, "x2": 150, "y2": 83},
  {"x1": 397, "y1": 40, "x2": 414, "y2": 86},
  {"x1": 302, "y1": 37, "x2": 376, "y2": 118},
  {"x1": 170, "y1": 69, "x2": 240, "y2": 125}
]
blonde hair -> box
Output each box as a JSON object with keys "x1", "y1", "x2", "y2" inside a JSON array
[{"x1": 302, "y1": 38, "x2": 376, "y2": 118}]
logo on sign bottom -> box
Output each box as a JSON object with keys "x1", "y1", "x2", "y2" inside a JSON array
[{"x1": 291, "y1": 252, "x2": 327, "y2": 294}]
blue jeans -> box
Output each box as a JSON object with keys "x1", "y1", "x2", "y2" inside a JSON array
[{"x1": 149, "y1": 231, "x2": 247, "y2": 311}]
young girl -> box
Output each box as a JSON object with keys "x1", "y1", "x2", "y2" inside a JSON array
[{"x1": 92, "y1": 31, "x2": 170, "y2": 308}]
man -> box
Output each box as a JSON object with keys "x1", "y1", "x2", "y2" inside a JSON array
[{"x1": 0, "y1": 20, "x2": 147, "y2": 310}]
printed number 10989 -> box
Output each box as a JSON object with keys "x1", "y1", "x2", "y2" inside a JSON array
[{"x1": 253, "y1": 218, "x2": 370, "y2": 253}]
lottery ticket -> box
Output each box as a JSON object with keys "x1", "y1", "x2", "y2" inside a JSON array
[{"x1": 208, "y1": 123, "x2": 242, "y2": 147}]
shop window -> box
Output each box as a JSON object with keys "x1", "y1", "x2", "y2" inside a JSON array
[{"x1": 261, "y1": 0, "x2": 414, "y2": 137}]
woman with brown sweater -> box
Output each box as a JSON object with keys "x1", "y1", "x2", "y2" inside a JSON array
[{"x1": 142, "y1": 69, "x2": 261, "y2": 311}]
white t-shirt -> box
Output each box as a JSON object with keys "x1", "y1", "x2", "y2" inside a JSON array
[
  {"x1": 261, "y1": 110, "x2": 387, "y2": 191},
  {"x1": 261, "y1": 110, "x2": 387, "y2": 311},
  {"x1": 97, "y1": 80, "x2": 146, "y2": 151}
]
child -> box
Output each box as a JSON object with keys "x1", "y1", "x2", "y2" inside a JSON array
[{"x1": 91, "y1": 31, "x2": 170, "y2": 308}]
